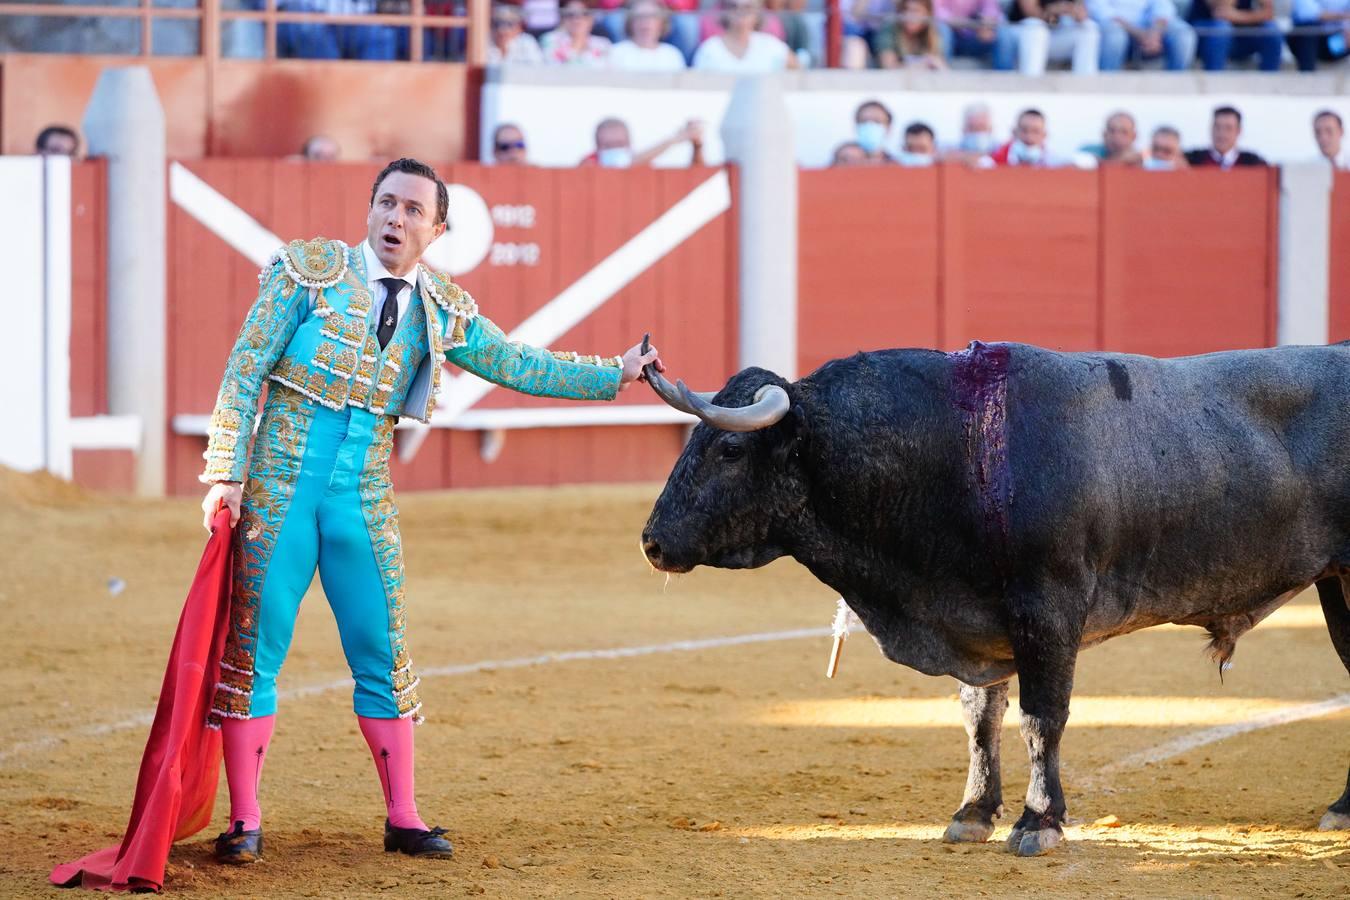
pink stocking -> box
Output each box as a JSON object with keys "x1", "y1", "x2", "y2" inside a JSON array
[
  {"x1": 221, "y1": 715, "x2": 275, "y2": 832},
  {"x1": 358, "y1": 716, "x2": 428, "y2": 831}
]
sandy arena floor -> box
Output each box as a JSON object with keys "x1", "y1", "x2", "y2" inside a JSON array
[{"x1": 1, "y1": 469, "x2": 1347, "y2": 898}]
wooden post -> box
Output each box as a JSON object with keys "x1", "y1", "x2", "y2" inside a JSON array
[{"x1": 467, "y1": 0, "x2": 488, "y2": 65}]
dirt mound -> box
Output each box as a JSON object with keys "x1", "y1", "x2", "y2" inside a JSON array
[{"x1": 0, "y1": 465, "x2": 94, "y2": 509}]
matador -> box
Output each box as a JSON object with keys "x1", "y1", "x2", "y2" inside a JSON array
[{"x1": 198, "y1": 158, "x2": 662, "y2": 863}]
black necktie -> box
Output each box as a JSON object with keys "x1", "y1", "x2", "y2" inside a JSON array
[{"x1": 376, "y1": 277, "x2": 404, "y2": 350}]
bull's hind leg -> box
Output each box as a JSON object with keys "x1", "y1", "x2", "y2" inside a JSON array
[
  {"x1": 1316, "y1": 576, "x2": 1350, "y2": 831},
  {"x1": 1005, "y1": 597, "x2": 1081, "y2": 857},
  {"x1": 943, "y1": 681, "x2": 1011, "y2": 843}
]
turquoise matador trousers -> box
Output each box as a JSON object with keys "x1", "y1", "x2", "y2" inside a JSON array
[{"x1": 212, "y1": 385, "x2": 421, "y2": 724}]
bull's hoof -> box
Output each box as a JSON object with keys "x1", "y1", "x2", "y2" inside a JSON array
[
  {"x1": 1318, "y1": 810, "x2": 1350, "y2": 831},
  {"x1": 943, "y1": 819, "x2": 995, "y2": 843},
  {"x1": 1008, "y1": 827, "x2": 1063, "y2": 857}
]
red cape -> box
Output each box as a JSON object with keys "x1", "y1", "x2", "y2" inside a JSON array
[{"x1": 51, "y1": 508, "x2": 234, "y2": 892}]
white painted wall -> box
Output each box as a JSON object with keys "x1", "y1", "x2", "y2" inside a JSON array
[
  {"x1": 483, "y1": 69, "x2": 1350, "y2": 170},
  {"x1": 0, "y1": 157, "x2": 50, "y2": 473}
]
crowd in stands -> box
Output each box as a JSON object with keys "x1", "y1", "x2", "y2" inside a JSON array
[
  {"x1": 821, "y1": 100, "x2": 1348, "y2": 168},
  {"x1": 472, "y1": 0, "x2": 1348, "y2": 72},
  {"x1": 34, "y1": 106, "x2": 1346, "y2": 170}
]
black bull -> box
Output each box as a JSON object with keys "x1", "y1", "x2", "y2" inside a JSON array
[{"x1": 639, "y1": 340, "x2": 1350, "y2": 856}]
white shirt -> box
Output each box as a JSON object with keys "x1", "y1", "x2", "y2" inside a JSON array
[
  {"x1": 1209, "y1": 147, "x2": 1239, "y2": 169},
  {"x1": 691, "y1": 32, "x2": 789, "y2": 73},
  {"x1": 609, "y1": 40, "x2": 687, "y2": 72},
  {"x1": 360, "y1": 240, "x2": 417, "y2": 329}
]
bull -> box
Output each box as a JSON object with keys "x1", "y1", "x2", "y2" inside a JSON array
[{"x1": 639, "y1": 339, "x2": 1350, "y2": 856}]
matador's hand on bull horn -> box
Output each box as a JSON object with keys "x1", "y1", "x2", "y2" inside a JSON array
[{"x1": 619, "y1": 334, "x2": 664, "y2": 391}]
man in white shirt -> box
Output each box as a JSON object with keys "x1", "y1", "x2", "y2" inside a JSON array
[
  {"x1": 1089, "y1": 0, "x2": 1196, "y2": 69},
  {"x1": 1314, "y1": 110, "x2": 1350, "y2": 170},
  {"x1": 609, "y1": 0, "x2": 689, "y2": 71},
  {"x1": 692, "y1": 0, "x2": 796, "y2": 72}
]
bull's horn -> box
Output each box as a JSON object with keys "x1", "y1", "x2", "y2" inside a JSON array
[
  {"x1": 676, "y1": 381, "x2": 790, "y2": 432},
  {"x1": 646, "y1": 367, "x2": 703, "y2": 416}
]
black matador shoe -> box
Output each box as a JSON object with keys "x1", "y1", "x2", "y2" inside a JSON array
[
  {"x1": 213, "y1": 820, "x2": 264, "y2": 865},
  {"x1": 383, "y1": 819, "x2": 454, "y2": 859}
]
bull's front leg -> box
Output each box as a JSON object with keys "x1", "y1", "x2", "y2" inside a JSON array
[
  {"x1": 1006, "y1": 603, "x2": 1081, "y2": 857},
  {"x1": 943, "y1": 681, "x2": 1010, "y2": 843}
]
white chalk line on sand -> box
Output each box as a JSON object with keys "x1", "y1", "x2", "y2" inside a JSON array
[{"x1": 3, "y1": 627, "x2": 1347, "y2": 784}]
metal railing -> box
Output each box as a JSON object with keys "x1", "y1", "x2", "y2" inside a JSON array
[{"x1": 0, "y1": 0, "x2": 488, "y2": 62}]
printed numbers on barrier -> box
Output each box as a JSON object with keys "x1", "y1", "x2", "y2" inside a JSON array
[
  {"x1": 490, "y1": 242, "x2": 542, "y2": 267},
  {"x1": 491, "y1": 205, "x2": 537, "y2": 229}
]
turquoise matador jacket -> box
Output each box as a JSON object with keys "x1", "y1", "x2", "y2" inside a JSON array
[
  {"x1": 201, "y1": 237, "x2": 624, "y2": 483},
  {"x1": 199, "y1": 237, "x2": 624, "y2": 725}
]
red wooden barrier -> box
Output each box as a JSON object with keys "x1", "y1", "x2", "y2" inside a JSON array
[
  {"x1": 798, "y1": 164, "x2": 1280, "y2": 375},
  {"x1": 1329, "y1": 172, "x2": 1350, "y2": 344},
  {"x1": 166, "y1": 161, "x2": 736, "y2": 495}
]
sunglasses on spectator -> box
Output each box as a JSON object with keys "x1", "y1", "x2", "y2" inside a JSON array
[
  {"x1": 561, "y1": 8, "x2": 592, "y2": 17},
  {"x1": 496, "y1": 141, "x2": 527, "y2": 151},
  {"x1": 726, "y1": 3, "x2": 757, "y2": 12},
  {"x1": 491, "y1": 18, "x2": 518, "y2": 27}
]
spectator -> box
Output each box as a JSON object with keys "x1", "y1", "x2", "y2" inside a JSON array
[
  {"x1": 542, "y1": 0, "x2": 613, "y2": 65},
  {"x1": 1079, "y1": 111, "x2": 1142, "y2": 163},
  {"x1": 1314, "y1": 110, "x2": 1349, "y2": 169},
  {"x1": 581, "y1": 117, "x2": 705, "y2": 167},
  {"x1": 842, "y1": 0, "x2": 897, "y2": 66},
  {"x1": 990, "y1": 108, "x2": 1058, "y2": 166},
  {"x1": 763, "y1": 0, "x2": 814, "y2": 64},
  {"x1": 692, "y1": 0, "x2": 797, "y2": 71},
  {"x1": 492, "y1": 123, "x2": 529, "y2": 165},
  {"x1": 831, "y1": 141, "x2": 870, "y2": 166},
  {"x1": 872, "y1": 0, "x2": 947, "y2": 69},
  {"x1": 1144, "y1": 125, "x2": 1189, "y2": 169},
  {"x1": 951, "y1": 101, "x2": 996, "y2": 156},
  {"x1": 276, "y1": 0, "x2": 350, "y2": 59},
  {"x1": 935, "y1": 0, "x2": 1016, "y2": 69},
  {"x1": 1189, "y1": 0, "x2": 1281, "y2": 71},
  {"x1": 488, "y1": 4, "x2": 545, "y2": 64},
  {"x1": 301, "y1": 135, "x2": 340, "y2": 161},
  {"x1": 610, "y1": 0, "x2": 689, "y2": 70},
  {"x1": 1007, "y1": 0, "x2": 1100, "y2": 75},
  {"x1": 1090, "y1": 0, "x2": 1197, "y2": 70},
  {"x1": 1289, "y1": 0, "x2": 1350, "y2": 71},
  {"x1": 36, "y1": 125, "x2": 79, "y2": 157},
  {"x1": 899, "y1": 122, "x2": 937, "y2": 165},
  {"x1": 1184, "y1": 106, "x2": 1265, "y2": 167},
  {"x1": 853, "y1": 100, "x2": 896, "y2": 164}
]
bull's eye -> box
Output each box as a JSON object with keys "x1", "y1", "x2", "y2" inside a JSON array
[{"x1": 719, "y1": 441, "x2": 744, "y2": 461}]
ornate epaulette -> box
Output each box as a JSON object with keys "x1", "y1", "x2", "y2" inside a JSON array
[
  {"x1": 272, "y1": 237, "x2": 349, "y2": 289},
  {"x1": 419, "y1": 268, "x2": 479, "y2": 319},
  {"x1": 419, "y1": 267, "x2": 479, "y2": 348}
]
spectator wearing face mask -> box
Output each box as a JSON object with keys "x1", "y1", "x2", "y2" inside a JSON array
[
  {"x1": 581, "y1": 117, "x2": 706, "y2": 167},
  {"x1": 853, "y1": 100, "x2": 896, "y2": 164},
  {"x1": 1184, "y1": 106, "x2": 1265, "y2": 168},
  {"x1": 1313, "y1": 110, "x2": 1348, "y2": 169},
  {"x1": 990, "y1": 108, "x2": 1058, "y2": 167},
  {"x1": 610, "y1": 0, "x2": 688, "y2": 70},
  {"x1": 898, "y1": 122, "x2": 937, "y2": 166},
  {"x1": 1143, "y1": 125, "x2": 1189, "y2": 170},
  {"x1": 1078, "y1": 111, "x2": 1142, "y2": 164},
  {"x1": 492, "y1": 123, "x2": 529, "y2": 165},
  {"x1": 944, "y1": 102, "x2": 997, "y2": 162}
]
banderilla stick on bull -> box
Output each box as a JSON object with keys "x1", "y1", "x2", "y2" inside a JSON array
[{"x1": 640, "y1": 332, "x2": 653, "y2": 382}]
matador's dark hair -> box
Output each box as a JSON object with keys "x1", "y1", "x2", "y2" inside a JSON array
[{"x1": 370, "y1": 157, "x2": 449, "y2": 226}]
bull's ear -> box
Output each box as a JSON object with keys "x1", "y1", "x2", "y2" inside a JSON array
[{"x1": 768, "y1": 403, "x2": 807, "y2": 473}]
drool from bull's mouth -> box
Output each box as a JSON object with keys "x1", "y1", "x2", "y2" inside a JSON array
[{"x1": 638, "y1": 333, "x2": 1350, "y2": 855}]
